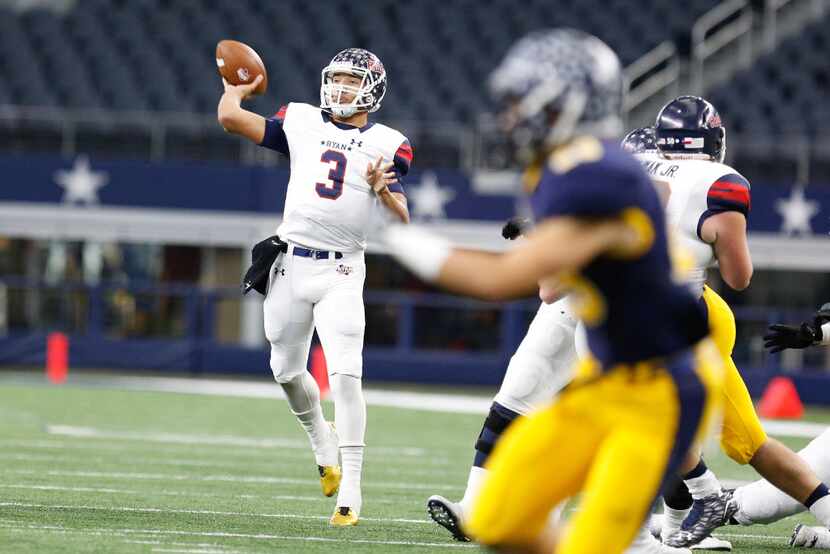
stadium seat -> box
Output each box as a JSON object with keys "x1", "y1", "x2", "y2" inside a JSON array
[
  {"x1": 0, "y1": 0, "x2": 722, "y2": 124},
  {"x1": 709, "y1": 14, "x2": 830, "y2": 147}
]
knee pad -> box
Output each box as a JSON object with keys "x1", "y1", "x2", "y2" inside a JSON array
[
  {"x1": 474, "y1": 402, "x2": 520, "y2": 467},
  {"x1": 269, "y1": 349, "x2": 297, "y2": 383},
  {"x1": 269, "y1": 341, "x2": 311, "y2": 383},
  {"x1": 318, "y1": 331, "x2": 364, "y2": 379}
]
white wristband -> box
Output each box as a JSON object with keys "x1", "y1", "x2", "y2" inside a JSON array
[
  {"x1": 383, "y1": 224, "x2": 452, "y2": 282},
  {"x1": 820, "y1": 322, "x2": 830, "y2": 346}
]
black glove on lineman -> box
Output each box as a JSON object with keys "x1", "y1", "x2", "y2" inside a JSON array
[
  {"x1": 502, "y1": 217, "x2": 530, "y2": 240},
  {"x1": 764, "y1": 303, "x2": 830, "y2": 353},
  {"x1": 764, "y1": 323, "x2": 820, "y2": 354}
]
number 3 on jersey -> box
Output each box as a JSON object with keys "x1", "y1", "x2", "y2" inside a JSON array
[{"x1": 316, "y1": 149, "x2": 347, "y2": 200}]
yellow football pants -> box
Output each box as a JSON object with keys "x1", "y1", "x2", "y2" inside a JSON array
[
  {"x1": 702, "y1": 285, "x2": 768, "y2": 464},
  {"x1": 466, "y1": 340, "x2": 723, "y2": 554}
]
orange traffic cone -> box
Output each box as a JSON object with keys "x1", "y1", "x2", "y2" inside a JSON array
[
  {"x1": 46, "y1": 332, "x2": 69, "y2": 384},
  {"x1": 758, "y1": 376, "x2": 803, "y2": 419},
  {"x1": 310, "y1": 344, "x2": 330, "y2": 400}
]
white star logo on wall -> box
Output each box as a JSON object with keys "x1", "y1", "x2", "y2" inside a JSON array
[
  {"x1": 408, "y1": 171, "x2": 456, "y2": 219},
  {"x1": 54, "y1": 155, "x2": 109, "y2": 205},
  {"x1": 775, "y1": 187, "x2": 819, "y2": 235}
]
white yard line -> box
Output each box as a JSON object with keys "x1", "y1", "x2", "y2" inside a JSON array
[
  {"x1": 126, "y1": 541, "x2": 239, "y2": 548},
  {"x1": 0, "y1": 452, "x2": 280, "y2": 470},
  {"x1": 5, "y1": 371, "x2": 826, "y2": 439},
  {"x1": 0, "y1": 484, "x2": 401, "y2": 504},
  {"x1": 716, "y1": 531, "x2": 788, "y2": 541},
  {"x1": 45, "y1": 425, "x2": 306, "y2": 449},
  {"x1": 151, "y1": 548, "x2": 242, "y2": 554},
  {"x1": 0, "y1": 521, "x2": 478, "y2": 549},
  {"x1": 0, "y1": 452, "x2": 459, "y2": 479},
  {"x1": 1, "y1": 469, "x2": 464, "y2": 492},
  {"x1": 0, "y1": 438, "x2": 453, "y2": 466},
  {"x1": 0, "y1": 501, "x2": 431, "y2": 525},
  {"x1": 0, "y1": 516, "x2": 790, "y2": 548},
  {"x1": 45, "y1": 424, "x2": 427, "y2": 457},
  {"x1": 0, "y1": 372, "x2": 492, "y2": 414}
]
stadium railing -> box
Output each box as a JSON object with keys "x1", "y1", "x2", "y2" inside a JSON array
[{"x1": 0, "y1": 277, "x2": 826, "y2": 398}]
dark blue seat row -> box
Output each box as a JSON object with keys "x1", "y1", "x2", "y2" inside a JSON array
[
  {"x1": 0, "y1": 0, "x2": 720, "y2": 122},
  {"x1": 709, "y1": 15, "x2": 830, "y2": 139}
]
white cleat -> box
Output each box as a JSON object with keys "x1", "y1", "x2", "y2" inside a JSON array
[
  {"x1": 626, "y1": 524, "x2": 691, "y2": 553},
  {"x1": 690, "y1": 536, "x2": 732, "y2": 551},
  {"x1": 790, "y1": 524, "x2": 830, "y2": 548},
  {"x1": 427, "y1": 495, "x2": 470, "y2": 542}
]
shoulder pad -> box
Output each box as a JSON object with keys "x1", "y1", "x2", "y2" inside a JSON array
[{"x1": 707, "y1": 173, "x2": 750, "y2": 216}]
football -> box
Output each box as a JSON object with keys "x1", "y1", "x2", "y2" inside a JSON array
[{"x1": 215, "y1": 39, "x2": 268, "y2": 95}]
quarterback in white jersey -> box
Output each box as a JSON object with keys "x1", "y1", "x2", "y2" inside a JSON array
[{"x1": 218, "y1": 47, "x2": 411, "y2": 527}]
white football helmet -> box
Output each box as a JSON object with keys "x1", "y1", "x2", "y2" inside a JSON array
[{"x1": 320, "y1": 48, "x2": 387, "y2": 118}]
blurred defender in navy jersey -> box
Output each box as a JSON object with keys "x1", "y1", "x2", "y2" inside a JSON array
[{"x1": 382, "y1": 29, "x2": 723, "y2": 554}]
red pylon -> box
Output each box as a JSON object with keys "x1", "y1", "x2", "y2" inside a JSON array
[
  {"x1": 46, "y1": 332, "x2": 69, "y2": 384},
  {"x1": 758, "y1": 377, "x2": 803, "y2": 419},
  {"x1": 310, "y1": 344, "x2": 330, "y2": 400}
]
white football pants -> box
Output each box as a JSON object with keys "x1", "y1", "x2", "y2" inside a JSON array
[
  {"x1": 264, "y1": 245, "x2": 366, "y2": 382},
  {"x1": 493, "y1": 296, "x2": 582, "y2": 415}
]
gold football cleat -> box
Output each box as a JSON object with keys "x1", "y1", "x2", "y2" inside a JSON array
[
  {"x1": 318, "y1": 464, "x2": 342, "y2": 497},
  {"x1": 329, "y1": 506, "x2": 358, "y2": 526}
]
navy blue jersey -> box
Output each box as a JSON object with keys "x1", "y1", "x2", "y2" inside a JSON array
[{"x1": 529, "y1": 137, "x2": 708, "y2": 369}]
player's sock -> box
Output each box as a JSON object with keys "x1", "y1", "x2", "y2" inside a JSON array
[
  {"x1": 472, "y1": 402, "x2": 520, "y2": 467},
  {"x1": 279, "y1": 371, "x2": 336, "y2": 466},
  {"x1": 806, "y1": 484, "x2": 830, "y2": 526},
  {"x1": 330, "y1": 373, "x2": 366, "y2": 515},
  {"x1": 338, "y1": 446, "x2": 363, "y2": 514},
  {"x1": 458, "y1": 466, "x2": 487, "y2": 513},
  {"x1": 662, "y1": 478, "x2": 693, "y2": 540},
  {"x1": 662, "y1": 506, "x2": 691, "y2": 540},
  {"x1": 684, "y1": 460, "x2": 721, "y2": 499},
  {"x1": 454, "y1": 403, "x2": 518, "y2": 513}
]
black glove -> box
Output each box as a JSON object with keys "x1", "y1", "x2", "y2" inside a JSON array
[
  {"x1": 502, "y1": 217, "x2": 530, "y2": 240},
  {"x1": 764, "y1": 322, "x2": 820, "y2": 354}
]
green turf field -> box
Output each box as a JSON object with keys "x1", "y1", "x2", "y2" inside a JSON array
[{"x1": 0, "y1": 375, "x2": 825, "y2": 553}]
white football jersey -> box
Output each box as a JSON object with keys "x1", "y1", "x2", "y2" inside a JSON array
[
  {"x1": 639, "y1": 156, "x2": 751, "y2": 294},
  {"x1": 260, "y1": 102, "x2": 411, "y2": 252}
]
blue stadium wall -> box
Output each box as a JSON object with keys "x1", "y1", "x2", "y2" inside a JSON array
[{"x1": 1, "y1": 154, "x2": 829, "y2": 401}]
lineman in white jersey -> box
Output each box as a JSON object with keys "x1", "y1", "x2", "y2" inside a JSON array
[
  {"x1": 426, "y1": 216, "x2": 582, "y2": 542},
  {"x1": 218, "y1": 48, "x2": 411, "y2": 526},
  {"x1": 635, "y1": 97, "x2": 830, "y2": 549}
]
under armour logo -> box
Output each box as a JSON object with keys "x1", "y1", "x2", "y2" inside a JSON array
[
  {"x1": 275, "y1": 268, "x2": 285, "y2": 276},
  {"x1": 350, "y1": 139, "x2": 363, "y2": 148}
]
